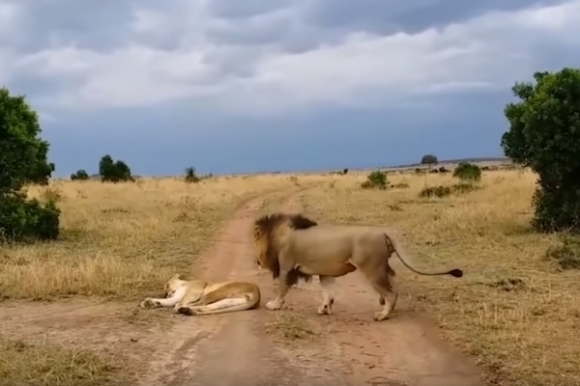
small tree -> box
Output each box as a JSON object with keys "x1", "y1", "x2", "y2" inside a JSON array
[
  {"x1": 0, "y1": 87, "x2": 60, "y2": 241},
  {"x1": 343, "y1": 168, "x2": 349, "y2": 175},
  {"x1": 184, "y1": 167, "x2": 200, "y2": 183},
  {"x1": 71, "y1": 169, "x2": 89, "y2": 181},
  {"x1": 501, "y1": 68, "x2": 580, "y2": 232},
  {"x1": 361, "y1": 170, "x2": 387, "y2": 189},
  {"x1": 98, "y1": 155, "x2": 133, "y2": 183},
  {"x1": 421, "y1": 154, "x2": 438, "y2": 167},
  {"x1": 453, "y1": 162, "x2": 481, "y2": 181}
]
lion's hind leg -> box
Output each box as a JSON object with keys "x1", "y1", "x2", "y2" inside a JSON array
[
  {"x1": 360, "y1": 270, "x2": 398, "y2": 322},
  {"x1": 317, "y1": 275, "x2": 336, "y2": 315},
  {"x1": 177, "y1": 296, "x2": 252, "y2": 316}
]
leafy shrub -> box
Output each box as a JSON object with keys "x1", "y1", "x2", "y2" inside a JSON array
[
  {"x1": 184, "y1": 167, "x2": 200, "y2": 183},
  {"x1": 70, "y1": 169, "x2": 89, "y2": 181},
  {"x1": 0, "y1": 87, "x2": 61, "y2": 242},
  {"x1": 453, "y1": 162, "x2": 482, "y2": 181},
  {"x1": 361, "y1": 170, "x2": 387, "y2": 190},
  {"x1": 501, "y1": 69, "x2": 580, "y2": 232},
  {"x1": 343, "y1": 168, "x2": 349, "y2": 175},
  {"x1": 99, "y1": 155, "x2": 134, "y2": 183},
  {"x1": 0, "y1": 192, "x2": 60, "y2": 242}
]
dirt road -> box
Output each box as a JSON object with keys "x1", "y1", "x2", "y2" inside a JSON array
[
  {"x1": 156, "y1": 191, "x2": 484, "y2": 386},
  {"x1": 0, "y1": 190, "x2": 485, "y2": 386}
]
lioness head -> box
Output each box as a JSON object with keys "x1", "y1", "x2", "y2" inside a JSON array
[
  {"x1": 164, "y1": 273, "x2": 183, "y2": 298},
  {"x1": 252, "y1": 212, "x2": 318, "y2": 278}
]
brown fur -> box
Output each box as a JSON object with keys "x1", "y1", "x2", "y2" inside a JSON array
[{"x1": 253, "y1": 212, "x2": 463, "y2": 322}]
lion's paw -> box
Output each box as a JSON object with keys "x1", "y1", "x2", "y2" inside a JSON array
[
  {"x1": 317, "y1": 304, "x2": 332, "y2": 315},
  {"x1": 266, "y1": 300, "x2": 283, "y2": 310},
  {"x1": 140, "y1": 298, "x2": 159, "y2": 309},
  {"x1": 373, "y1": 311, "x2": 390, "y2": 322}
]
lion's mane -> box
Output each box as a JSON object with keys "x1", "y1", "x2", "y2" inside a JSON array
[{"x1": 253, "y1": 212, "x2": 318, "y2": 285}]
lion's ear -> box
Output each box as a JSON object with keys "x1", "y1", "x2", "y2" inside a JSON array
[{"x1": 171, "y1": 273, "x2": 181, "y2": 280}]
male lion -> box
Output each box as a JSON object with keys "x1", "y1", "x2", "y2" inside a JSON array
[
  {"x1": 140, "y1": 274, "x2": 261, "y2": 316},
  {"x1": 253, "y1": 213, "x2": 463, "y2": 322}
]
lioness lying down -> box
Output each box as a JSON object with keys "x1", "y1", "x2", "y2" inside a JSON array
[
  {"x1": 140, "y1": 274, "x2": 261, "y2": 315},
  {"x1": 253, "y1": 213, "x2": 463, "y2": 322}
]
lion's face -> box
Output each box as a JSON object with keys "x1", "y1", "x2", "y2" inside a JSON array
[{"x1": 164, "y1": 274, "x2": 182, "y2": 298}]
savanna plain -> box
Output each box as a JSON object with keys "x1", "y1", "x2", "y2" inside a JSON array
[{"x1": 1, "y1": 168, "x2": 579, "y2": 386}]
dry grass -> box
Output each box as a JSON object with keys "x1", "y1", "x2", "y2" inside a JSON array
[
  {"x1": 0, "y1": 174, "x2": 320, "y2": 301},
  {"x1": 4, "y1": 167, "x2": 580, "y2": 385},
  {"x1": 0, "y1": 338, "x2": 125, "y2": 386},
  {"x1": 302, "y1": 169, "x2": 580, "y2": 386}
]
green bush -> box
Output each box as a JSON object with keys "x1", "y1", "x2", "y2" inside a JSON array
[
  {"x1": 0, "y1": 192, "x2": 60, "y2": 242},
  {"x1": 99, "y1": 155, "x2": 134, "y2": 183},
  {"x1": 0, "y1": 87, "x2": 61, "y2": 242},
  {"x1": 501, "y1": 68, "x2": 580, "y2": 232},
  {"x1": 184, "y1": 167, "x2": 201, "y2": 183},
  {"x1": 361, "y1": 170, "x2": 387, "y2": 189},
  {"x1": 453, "y1": 162, "x2": 482, "y2": 181},
  {"x1": 70, "y1": 169, "x2": 89, "y2": 181}
]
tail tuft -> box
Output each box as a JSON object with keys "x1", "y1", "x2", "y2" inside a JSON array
[{"x1": 448, "y1": 268, "x2": 463, "y2": 278}]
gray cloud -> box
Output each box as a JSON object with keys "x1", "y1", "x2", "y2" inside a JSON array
[{"x1": 2, "y1": 0, "x2": 579, "y2": 176}]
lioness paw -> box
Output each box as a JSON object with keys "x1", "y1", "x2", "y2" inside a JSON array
[{"x1": 140, "y1": 298, "x2": 158, "y2": 309}]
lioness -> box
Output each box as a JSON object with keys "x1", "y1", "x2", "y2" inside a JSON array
[
  {"x1": 140, "y1": 274, "x2": 261, "y2": 315},
  {"x1": 253, "y1": 213, "x2": 463, "y2": 322}
]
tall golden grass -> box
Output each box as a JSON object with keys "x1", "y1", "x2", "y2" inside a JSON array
[
  {"x1": 0, "y1": 174, "x2": 325, "y2": 301},
  {"x1": 303, "y1": 169, "x2": 580, "y2": 386}
]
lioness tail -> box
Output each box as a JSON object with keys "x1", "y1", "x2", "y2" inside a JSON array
[{"x1": 383, "y1": 233, "x2": 463, "y2": 278}]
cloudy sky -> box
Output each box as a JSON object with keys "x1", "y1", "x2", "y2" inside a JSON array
[{"x1": 1, "y1": 0, "x2": 578, "y2": 176}]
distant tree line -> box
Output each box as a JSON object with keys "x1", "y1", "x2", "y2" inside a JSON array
[{"x1": 2, "y1": 67, "x2": 580, "y2": 243}]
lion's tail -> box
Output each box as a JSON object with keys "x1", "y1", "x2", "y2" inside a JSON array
[{"x1": 383, "y1": 233, "x2": 463, "y2": 278}]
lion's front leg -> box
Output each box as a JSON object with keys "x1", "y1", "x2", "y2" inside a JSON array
[
  {"x1": 141, "y1": 287, "x2": 187, "y2": 309},
  {"x1": 266, "y1": 270, "x2": 292, "y2": 311},
  {"x1": 141, "y1": 296, "x2": 179, "y2": 309},
  {"x1": 317, "y1": 275, "x2": 336, "y2": 315}
]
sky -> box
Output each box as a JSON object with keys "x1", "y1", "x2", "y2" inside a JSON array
[{"x1": 1, "y1": 0, "x2": 579, "y2": 176}]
